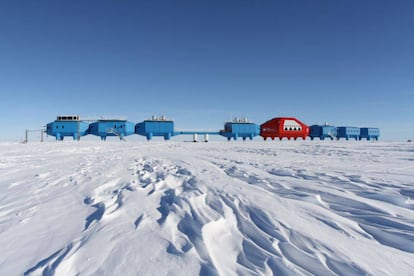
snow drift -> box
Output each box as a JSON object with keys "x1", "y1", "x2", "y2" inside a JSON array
[{"x1": 0, "y1": 141, "x2": 413, "y2": 275}]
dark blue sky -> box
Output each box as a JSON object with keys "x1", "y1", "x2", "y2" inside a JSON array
[{"x1": 1, "y1": 1, "x2": 413, "y2": 140}]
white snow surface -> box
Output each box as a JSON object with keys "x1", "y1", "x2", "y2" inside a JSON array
[{"x1": 1, "y1": 141, "x2": 414, "y2": 275}]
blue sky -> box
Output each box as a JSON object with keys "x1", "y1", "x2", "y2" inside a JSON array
[{"x1": 1, "y1": 0, "x2": 413, "y2": 141}]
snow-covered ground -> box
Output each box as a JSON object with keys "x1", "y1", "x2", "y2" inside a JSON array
[{"x1": 1, "y1": 140, "x2": 414, "y2": 275}]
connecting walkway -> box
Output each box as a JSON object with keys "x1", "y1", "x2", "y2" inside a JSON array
[{"x1": 175, "y1": 131, "x2": 221, "y2": 142}]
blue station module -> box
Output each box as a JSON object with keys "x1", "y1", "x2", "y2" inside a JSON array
[
  {"x1": 336, "y1": 126, "x2": 360, "y2": 140},
  {"x1": 219, "y1": 118, "x2": 260, "y2": 141},
  {"x1": 46, "y1": 115, "x2": 89, "y2": 140},
  {"x1": 309, "y1": 124, "x2": 337, "y2": 140},
  {"x1": 360, "y1": 127, "x2": 380, "y2": 140},
  {"x1": 89, "y1": 119, "x2": 135, "y2": 140},
  {"x1": 135, "y1": 116, "x2": 175, "y2": 140}
]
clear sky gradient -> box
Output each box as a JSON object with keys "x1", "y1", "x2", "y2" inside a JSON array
[{"x1": 1, "y1": 1, "x2": 413, "y2": 141}]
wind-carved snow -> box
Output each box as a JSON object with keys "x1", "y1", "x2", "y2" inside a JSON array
[{"x1": 0, "y1": 141, "x2": 414, "y2": 275}]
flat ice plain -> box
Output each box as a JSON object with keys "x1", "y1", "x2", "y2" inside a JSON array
[{"x1": 1, "y1": 140, "x2": 413, "y2": 275}]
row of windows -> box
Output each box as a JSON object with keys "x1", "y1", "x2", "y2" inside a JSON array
[
  {"x1": 95, "y1": 125, "x2": 124, "y2": 129},
  {"x1": 284, "y1": 127, "x2": 302, "y2": 131},
  {"x1": 53, "y1": 124, "x2": 125, "y2": 130}
]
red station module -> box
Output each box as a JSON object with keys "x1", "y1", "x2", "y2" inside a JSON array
[{"x1": 260, "y1": 117, "x2": 309, "y2": 140}]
